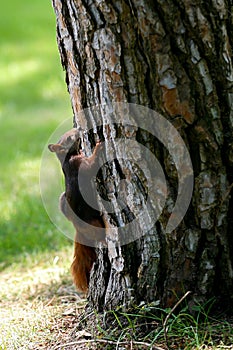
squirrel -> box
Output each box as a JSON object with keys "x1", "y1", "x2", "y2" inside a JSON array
[{"x1": 48, "y1": 128, "x2": 106, "y2": 292}]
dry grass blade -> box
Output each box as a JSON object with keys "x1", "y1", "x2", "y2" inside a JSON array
[
  {"x1": 163, "y1": 291, "x2": 192, "y2": 348},
  {"x1": 52, "y1": 338, "x2": 166, "y2": 349}
]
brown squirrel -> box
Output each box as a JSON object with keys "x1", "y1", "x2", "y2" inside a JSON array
[{"x1": 48, "y1": 128, "x2": 106, "y2": 292}]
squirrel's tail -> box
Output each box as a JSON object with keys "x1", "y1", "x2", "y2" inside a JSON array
[
  {"x1": 71, "y1": 241, "x2": 96, "y2": 292},
  {"x1": 71, "y1": 217, "x2": 107, "y2": 291}
]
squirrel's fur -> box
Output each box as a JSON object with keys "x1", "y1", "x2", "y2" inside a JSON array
[{"x1": 48, "y1": 129, "x2": 105, "y2": 292}]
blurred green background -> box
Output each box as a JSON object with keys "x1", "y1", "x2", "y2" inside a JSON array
[{"x1": 0, "y1": 0, "x2": 72, "y2": 268}]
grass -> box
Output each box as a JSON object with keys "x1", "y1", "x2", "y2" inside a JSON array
[
  {"x1": 0, "y1": 0, "x2": 80, "y2": 348},
  {"x1": 0, "y1": 0, "x2": 72, "y2": 267},
  {"x1": 85, "y1": 301, "x2": 233, "y2": 349},
  {"x1": 41, "y1": 299, "x2": 233, "y2": 349},
  {"x1": 0, "y1": 248, "x2": 87, "y2": 350}
]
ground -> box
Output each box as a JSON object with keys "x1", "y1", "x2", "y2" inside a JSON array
[{"x1": 1, "y1": 249, "x2": 233, "y2": 350}]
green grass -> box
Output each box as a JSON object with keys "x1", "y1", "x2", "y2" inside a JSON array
[
  {"x1": 0, "y1": 0, "x2": 73, "y2": 268},
  {"x1": 0, "y1": 1, "x2": 80, "y2": 348},
  {"x1": 56, "y1": 300, "x2": 232, "y2": 350}
]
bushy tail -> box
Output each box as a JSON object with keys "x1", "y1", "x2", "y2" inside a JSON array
[{"x1": 71, "y1": 241, "x2": 96, "y2": 292}]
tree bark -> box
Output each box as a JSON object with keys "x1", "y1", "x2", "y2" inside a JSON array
[{"x1": 52, "y1": 0, "x2": 233, "y2": 311}]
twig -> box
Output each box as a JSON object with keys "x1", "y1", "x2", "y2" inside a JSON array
[
  {"x1": 44, "y1": 296, "x2": 56, "y2": 307},
  {"x1": 163, "y1": 291, "x2": 192, "y2": 349},
  {"x1": 53, "y1": 338, "x2": 165, "y2": 349}
]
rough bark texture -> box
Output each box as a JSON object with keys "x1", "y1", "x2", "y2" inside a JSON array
[{"x1": 52, "y1": 0, "x2": 233, "y2": 311}]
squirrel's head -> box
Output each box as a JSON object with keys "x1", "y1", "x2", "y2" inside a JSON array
[{"x1": 48, "y1": 128, "x2": 82, "y2": 162}]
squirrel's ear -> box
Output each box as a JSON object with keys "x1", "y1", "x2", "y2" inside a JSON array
[{"x1": 48, "y1": 143, "x2": 65, "y2": 153}]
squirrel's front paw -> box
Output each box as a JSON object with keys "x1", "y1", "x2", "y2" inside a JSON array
[{"x1": 95, "y1": 140, "x2": 103, "y2": 151}]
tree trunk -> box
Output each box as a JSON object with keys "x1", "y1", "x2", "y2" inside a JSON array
[{"x1": 52, "y1": 0, "x2": 233, "y2": 311}]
